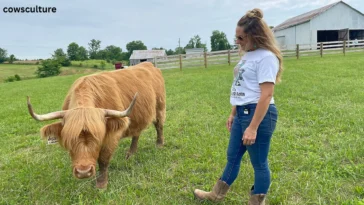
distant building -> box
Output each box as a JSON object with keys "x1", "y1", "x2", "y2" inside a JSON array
[
  {"x1": 273, "y1": 1, "x2": 364, "y2": 50},
  {"x1": 185, "y1": 48, "x2": 205, "y2": 58},
  {"x1": 129, "y1": 50, "x2": 167, "y2": 66}
]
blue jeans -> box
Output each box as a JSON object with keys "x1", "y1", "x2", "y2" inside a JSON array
[{"x1": 220, "y1": 103, "x2": 278, "y2": 194}]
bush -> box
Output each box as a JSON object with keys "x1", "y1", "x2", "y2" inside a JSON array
[
  {"x1": 93, "y1": 64, "x2": 98, "y2": 68},
  {"x1": 4, "y1": 74, "x2": 21, "y2": 83},
  {"x1": 35, "y1": 59, "x2": 61, "y2": 78},
  {"x1": 79, "y1": 63, "x2": 83, "y2": 67},
  {"x1": 59, "y1": 58, "x2": 71, "y2": 67},
  {"x1": 4, "y1": 76, "x2": 16, "y2": 82},
  {"x1": 14, "y1": 74, "x2": 21, "y2": 81},
  {"x1": 100, "y1": 61, "x2": 106, "y2": 70}
]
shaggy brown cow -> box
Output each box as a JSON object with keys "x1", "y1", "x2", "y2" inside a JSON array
[{"x1": 27, "y1": 62, "x2": 166, "y2": 189}]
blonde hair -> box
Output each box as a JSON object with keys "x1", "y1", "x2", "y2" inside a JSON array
[{"x1": 237, "y1": 8, "x2": 283, "y2": 83}]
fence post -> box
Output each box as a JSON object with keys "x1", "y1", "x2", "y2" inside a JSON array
[
  {"x1": 296, "y1": 44, "x2": 300, "y2": 59},
  {"x1": 228, "y1": 49, "x2": 231, "y2": 66},
  {"x1": 154, "y1": 57, "x2": 158, "y2": 67},
  {"x1": 179, "y1": 54, "x2": 182, "y2": 71},
  {"x1": 320, "y1": 42, "x2": 323, "y2": 57},
  {"x1": 204, "y1": 52, "x2": 207, "y2": 68},
  {"x1": 343, "y1": 40, "x2": 346, "y2": 56}
]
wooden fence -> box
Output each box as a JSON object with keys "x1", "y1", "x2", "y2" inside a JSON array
[{"x1": 154, "y1": 39, "x2": 364, "y2": 70}]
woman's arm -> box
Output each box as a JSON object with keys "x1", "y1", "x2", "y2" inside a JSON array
[
  {"x1": 230, "y1": 106, "x2": 237, "y2": 117},
  {"x1": 242, "y1": 82, "x2": 275, "y2": 145},
  {"x1": 248, "y1": 83, "x2": 274, "y2": 130},
  {"x1": 226, "y1": 106, "x2": 237, "y2": 132}
]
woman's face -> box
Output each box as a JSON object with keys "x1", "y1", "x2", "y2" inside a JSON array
[{"x1": 235, "y1": 26, "x2": 252, "y2": 51}]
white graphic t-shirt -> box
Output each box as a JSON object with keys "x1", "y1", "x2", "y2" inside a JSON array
[{"x1": 230, "y1": 48, "x2": 279, "y2": 106}]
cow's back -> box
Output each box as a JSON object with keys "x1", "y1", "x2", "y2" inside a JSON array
[{"x1": 103, "y1": 62, "x2": 165, "y2": 137}]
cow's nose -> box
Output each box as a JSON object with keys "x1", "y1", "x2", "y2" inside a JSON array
[{"x1": 74, "y1": 165, "x2": 95, "y2": 179}]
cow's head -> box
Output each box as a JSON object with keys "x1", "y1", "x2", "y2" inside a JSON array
[{"x1": 26, "y1": 93, "x2": 137, "y2": 179}]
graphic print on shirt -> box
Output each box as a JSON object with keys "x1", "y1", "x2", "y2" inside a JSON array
[{"x1": 231, "y1": 60, "x2": 246, "y2": 98}]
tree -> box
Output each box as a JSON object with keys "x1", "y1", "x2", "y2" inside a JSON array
[
  {"x1": 185, "y1": 38, "x2": 195, "y2": 49},
  {"x1": 210, "y1": 30, "x2": 231, "y2": 51},
  {"x1": 174, "y1": 47, "x2": 185, "y2": 55},
  {"x1": 0, "y1": 48, "x2": 8, "y2": 63},
  {"x1": 88, "y1": 39, "x2": 101, "y2": 59},
  {"x1": 53, "y1": 48, "x2": 66, "y2": 58},
  {"x1": 103, "y1": 45, "x2": 123, "y2": 61},
  {"x1": 52, "y1": 48, "x2": 71, "y2": 66},
  {"x1": 35, "y1": 59, "x2": 61, "y2": 78},
  {"x1": 9, "y1": 54, "x2": 16, "y2": 64},
  {"x1": 152, "y1": 47, "x2": 165, "y2": 50},
  {"x1": 184, "y1": 35, "x2": 207, "y2": 51},
  {"x1": 166, "y1": 49, "x2": 175, "y2": 55},
  {"x1": 67, "y1": 42, "x2": 79, "y2": 61},
  {"x1": 126, "y1": 40, "x2": 147, "y2": 59},
  {"x1": 78, "y1": 46, "x2": 88, "y2": 60}
]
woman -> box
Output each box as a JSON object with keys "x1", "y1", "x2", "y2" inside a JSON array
[{"x1": 193, "y1": 8, "x2": 283, "y2": 205}]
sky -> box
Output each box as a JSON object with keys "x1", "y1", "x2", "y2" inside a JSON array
[{"x1": 0, "y1": 0, "x2": 363, "y2": 59}]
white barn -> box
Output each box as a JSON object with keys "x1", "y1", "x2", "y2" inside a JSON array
[
  {"x1": 129, "y1": 50, "x2": 167, "y2": 66},
  {"x1": 273, "y1": 1, "x2": 364, "y2": 50},
  {"x1": 185, "y1": 48, "x2": 205, "y2": 59}
]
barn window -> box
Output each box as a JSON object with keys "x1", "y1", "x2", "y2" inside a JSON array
[
  {"x1": 317, "y1": 30, "x2": 339, "y2": 42},
  {"x1": 350, "y1": 30, "x2": 364, "y2": 40},
  {"x1": 140, "y1": 59, "x2": 147, "y2": 62}
]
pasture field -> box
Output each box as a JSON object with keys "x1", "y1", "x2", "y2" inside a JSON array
[
  {"x1": 71, "y1": 60, "x2": 119, "y2": 70},
  {"x1": 0, "y1": 53, "x2": 363, "y2": 204},
  {"x1": 0, "y1": 64, "x2": 104, "y2": 83}
]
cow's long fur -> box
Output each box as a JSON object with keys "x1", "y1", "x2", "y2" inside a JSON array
[{"x1": 39, "y1": 62, "x2": 166, "y2": 187}]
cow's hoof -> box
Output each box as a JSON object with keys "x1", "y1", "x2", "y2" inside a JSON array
[
  {"x1": 96, "y1": 179, "x2": 108, "y2": 189},
  {"x1": 96, "y1": 173, "x2": 108, "y2": 189},
  {"x1": 156, "y1": 142, "x2": 164, "y2": 148},
  {"x1": 125, "y1": 151, "x2": 134, "y2": 160}
]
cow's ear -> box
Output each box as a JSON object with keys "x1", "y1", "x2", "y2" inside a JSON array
[
  {"x1": 40, "y1": 122, "x2": 63, "y2": 142},
  {"x1": 106, "y1": 118, "x2": 130, "y2": 133}
]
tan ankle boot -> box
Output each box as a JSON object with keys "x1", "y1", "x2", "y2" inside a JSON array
[
  {"x1": 248, "y1": 194, "x2": 266, "y2": 205},
  {"x1": 193, "y1": 179, "x2": 229, "y2": 202}
]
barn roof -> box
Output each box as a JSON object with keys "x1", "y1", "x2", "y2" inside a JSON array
[
  {"x1": 272, "y1": 1, "x2": 363, "y2": 32},
  {"x1": 185, "y1": 48, "x2": 204, "y2": 52},
  {"x1": 129, "y1": 50, "x2": 166, "y2": 59}
]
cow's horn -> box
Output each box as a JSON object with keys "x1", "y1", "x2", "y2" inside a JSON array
[
  {"x1": 27, "y1": 96, "x2": 65, "y2": 121},
  {"x1": 104, "y1": 93, "x2": 138, "y2": 118}
]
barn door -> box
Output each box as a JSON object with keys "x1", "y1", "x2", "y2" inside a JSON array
[{"x1": 338, "y1": 28, "x2": 349, "y2": 41}]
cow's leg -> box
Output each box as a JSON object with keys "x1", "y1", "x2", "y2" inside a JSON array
[
  {"x1": 96, "y1": 158, "x2": 109, "y2": 189},
  {"x1": 126, "y1": 136, "x2": 139, "y2": 160},
  {"x1": 96, "y1": 134, "x2": 120, "y2": 189},
  {"x1": 154, "y1": 118, "x2": 164, "y2": 147},
  {"x1": 155, "y1": 94, "x2": 166, "y2": 147}
]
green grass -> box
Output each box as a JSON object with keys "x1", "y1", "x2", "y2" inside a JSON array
[
  {"x1": 0, "y1": 63, "x2": 103, "y2": 83},
  {"x1": 71, "y1": 60, "x2": 119, "y2": 70},
  {"x1": 0, "y1": 53, "x2": 364, "y2": 204},
  {"x1": 0, "y1": 64, "x2": 40, "y2": 82}
]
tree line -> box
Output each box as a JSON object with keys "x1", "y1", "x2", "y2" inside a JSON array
[
  {"x1": 1, "y1": 30, "x2": 235, "y2": 79},
  {"x1": 0, "y1": 30, "x2": 234, "y2": 64}
]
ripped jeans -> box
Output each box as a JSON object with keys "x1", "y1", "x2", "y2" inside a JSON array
[{"x1": 220, "y1": 103, "x2": 278, "y2": 194}]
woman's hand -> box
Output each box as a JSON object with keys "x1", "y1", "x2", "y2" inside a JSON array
[
  {"x1": 226, "y1": 115, "x2": 234, "y2": 132},
  {"x1": 242, "y1": 126, "x2": 257, "y2": 145}
]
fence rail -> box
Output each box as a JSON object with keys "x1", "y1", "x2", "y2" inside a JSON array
[{"x1": 154, "y1": 39, "x2": 364, "y2": 70}]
